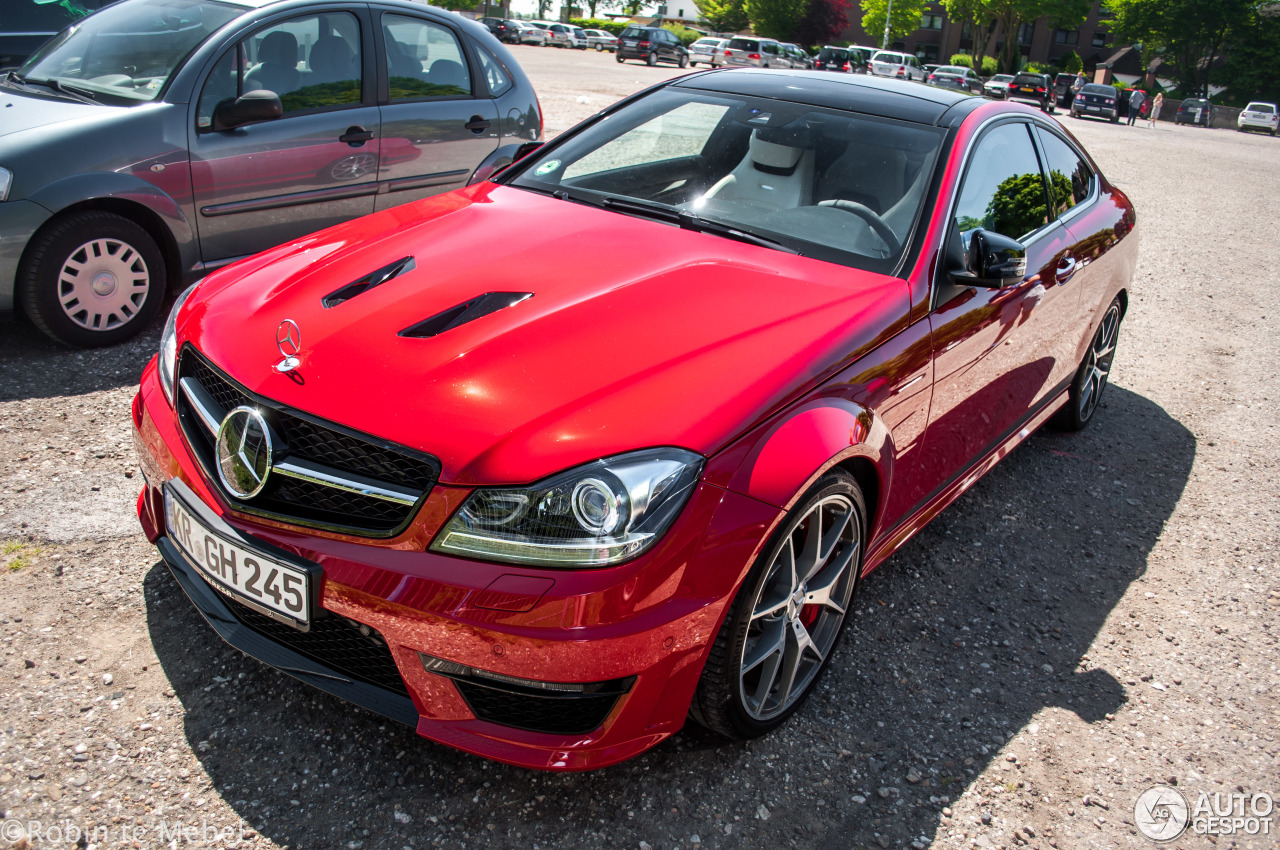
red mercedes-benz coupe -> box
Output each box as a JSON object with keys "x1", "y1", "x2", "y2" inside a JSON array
[{"x1": 133, "y1": 70, "x2": 1137, "y2": 770}]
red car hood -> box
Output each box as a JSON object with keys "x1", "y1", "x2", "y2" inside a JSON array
[{"x1": 182, "y1": 184, "x2": 908, "y2": 486}]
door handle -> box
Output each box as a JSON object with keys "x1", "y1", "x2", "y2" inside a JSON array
[
  {"x1": 1055, "y1": 256, "x2": 1078, "y2": 285},
  {"x1": 465, "y1": 115, "x2": 492, "y2": 133},
  {"x1": 339, "y1": 126, "x2": 375, "y2": 146}
]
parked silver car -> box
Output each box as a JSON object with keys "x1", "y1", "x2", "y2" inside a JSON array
[
  {"x1": 510, "y1": 21, "x2": 549, "y2": 46},
  {"x1": 0, "y1": 0, "x2": 541, "y2": 347},
  {"x1": 544, "y1": 23, "x2": 588, "y2": 49},
  {"x1": 723, "y1": 37, "x2": 786, "y2": 68},
  {"x1": 580, "y1": 28, "x2": 619, "y2": 52},
  {"x1": 688, "y1": 36, "x2": 726, "y2": 67},
  {"x1": 869, "y1": 50, "x2": 926, "y2": 81}
]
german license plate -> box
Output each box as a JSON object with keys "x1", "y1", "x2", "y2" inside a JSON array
[
  {"x1": 165, "y1": 490, "x2": 311, "y2": 626},
  {"x1": 1021, "y1": 87, "x2": 1033, "y2": 93},
  {"x1": 1086, "y1": 105, "x2": 1099, "y2": 111}
]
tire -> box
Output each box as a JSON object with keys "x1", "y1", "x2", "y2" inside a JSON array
[
  {"x1": 18, "y1": 210, "x2": 167, "y2": 348},
  {"x1": 1054, "y1": 298, "x2": 1122, "y2": 432},
  {"x1": 645, "y1": 51, "x2": 657, "y2": 66},
  {"x1": 691, "y1": 470, "x2": 866, "y2": 739},
  {"x1": 595, "y1": 43, "x2": 603, "y2": 51},
  {"x1": 616, "y1": 53, "x2": 625, "y2": 63},
  {"x1": 677, "y1": 53, "x2": 688, "y2": 68}
]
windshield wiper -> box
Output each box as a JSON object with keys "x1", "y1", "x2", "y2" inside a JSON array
[
  {"x1": 601, "y1": 196, "x2": 798, "y2": 254},
  {"x1": 21, "y1": 76, "x2": 97, "y2": 103}
]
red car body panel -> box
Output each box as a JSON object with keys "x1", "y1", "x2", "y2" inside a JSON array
[{"x1": 134, "y1": 89, "x2": 1138, "y2": 770}]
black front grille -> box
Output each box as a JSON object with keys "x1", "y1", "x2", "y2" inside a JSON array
[
  {"x1": 454, "y1": 680, "x2": 624, "y2": 735},
  {"x1": 177, "y1": 348, "x2": 440, "y2": 536},
  {"x1": 229, "y1": 598, "x2": 410, "y2": 698}
]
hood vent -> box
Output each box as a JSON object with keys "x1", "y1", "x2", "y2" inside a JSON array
[
  {"x1": 323, "y1": 256, "x2": 415, "y2": 308},
  {"x1": 398, "y1": 292, "x2": 533, "y2": 339}
]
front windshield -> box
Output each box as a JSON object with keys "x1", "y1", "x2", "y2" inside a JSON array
[
  {"x1": 508, "y1": 88, "x2": 943, "y2": 275},
  {"x1": 19, "y1": 0, "x2": 240, "y2": 103}
]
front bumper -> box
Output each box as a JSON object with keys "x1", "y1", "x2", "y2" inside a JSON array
[
  {"x1": 0, "y1": 200, "x2": 53, "y2": 317},
  {"x1": 133, "y1": 356, "x2": 782, "y2": 770}
]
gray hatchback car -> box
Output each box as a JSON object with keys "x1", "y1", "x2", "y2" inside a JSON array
[{"x1": 0, "y1": 0, "x2": 541, "y2": 347}]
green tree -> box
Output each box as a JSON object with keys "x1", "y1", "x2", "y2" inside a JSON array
[
  {"x1": 989, "y1": 171, "x2": 1049, "y2": 239},
  {"x1": 941, "y1": 0, "x2": 997, "y2": 62},
  {"x1": 859, "y1": 0, "x2": 928, "y2": 47},
  {"x1": 695, "y1": 0, "x2": 751, "y2": 32},
  {"x1": 1059, "y1": 48, "x2": 1082, "y2": 72},
  {"x1": 1105, "y1": 0, "x2": 1252, "y2": 97},
  {"x1": 621, "y1": 0, "x2": 651, "y2": 14},
  {"x1": 985, "y1": 0, "x2": 1089, "y2": 74},
  {"x1": 1213, "y1": 5, "x2": 1280, "y2": 104},
  {"x1": 748, "y1": 0, "x2": 808, "y2": 39}
]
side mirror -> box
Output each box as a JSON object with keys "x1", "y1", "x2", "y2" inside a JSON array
[
  {"x1": 950, "y1": 228, "x2": 1027, "y2": 288},
  {"x1": 211, "y1": 90, "x2": 283, "y2": 132},
  {"x1": 512, "y1": 141, "x2": 544, "y2": 162}
]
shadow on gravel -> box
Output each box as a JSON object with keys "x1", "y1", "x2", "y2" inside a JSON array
[
  {"x1": 0, "y1": 312, "x2": 165, "y2": 403},
  {"x1": 144, "y1": 383, "x2": 1193, "y2": 850}
]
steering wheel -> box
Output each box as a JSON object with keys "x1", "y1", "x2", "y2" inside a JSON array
[{"x1": 817, "y1": 199, "x2": 901, "y2": 255}]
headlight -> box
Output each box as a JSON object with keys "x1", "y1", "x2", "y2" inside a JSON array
[
  {"x1": 159, "y1": 285, "x2": 197, "y2": 406},
  {"x1": 0, "y1": 167, "x2": 12, "y2": 201},
  {"x1": 432, "y1": 448, "x2": 704, "y2": 567}
]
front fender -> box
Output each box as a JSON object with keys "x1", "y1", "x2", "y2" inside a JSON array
[
  {"x1": 707, "y1": 398, "x2": 893, "y2": 512},
  {"x1": 26, "y1": 172, "x2": 198, "y2": 280}
]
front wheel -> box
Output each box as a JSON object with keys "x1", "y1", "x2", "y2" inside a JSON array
[
  {"x1": 1055, "y1": 298, "x2": 1122, "y2": 431},
  {"x1": 18, "y1": 210, "x2": 167, "y2": 347},
  {"x1": 691, "y1": 471, "x2": 865, "y2": 739}
]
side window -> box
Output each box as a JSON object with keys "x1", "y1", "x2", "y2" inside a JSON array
[
  {"x1": 953, "y1": 122, "x2": 1048, "y2": 241},
  {"x1": 1035, "y1": 128, "x2": 1094, "y2": 217},
  {"x1": 474, "y1": 45, "x2": 511, "y2": 97},
  {"x1": 382, "y1": 14, "x2": 471, "y2": 99},
  {"x1": 197, "y1": 12, "x2": 362, "y2": 128}
]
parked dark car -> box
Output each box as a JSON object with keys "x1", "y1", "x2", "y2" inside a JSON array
[
  {"x1": 0, "y1": 0, "x2": 542, "y2": 347},
  {"x1": 616, "y1": 26, "x2": 688, "y2": 67},
  {"x1": 1007, "y1": 72, "x2": 1055, "y2": 113},
  {"x1": 813, "y1": 46, "x2": 863, "y2": 73},
  {"x1": 1053, "y1": 72, "x2": 1077, "y2": 107},
  {"x1": 927, "y1": 65, "x2": 982, "y2": 94},
  {"x1": 478, "y1": 16, "x2": 518, "y2": 43},
  {"x1": 1, "y1": 0, "x2": 111, "y2": 69},
  {"x1": 1071, "y1": 83, "x2": 1120, "y2": 122},
  {"x1": 780, "y1": 43, "x2": 812, "y2": 69},
  {"x1": 1176, "y1": 97, "x2": 1212, "y2": 126}
]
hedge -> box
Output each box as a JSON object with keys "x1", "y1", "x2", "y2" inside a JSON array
[{"x1": 568, "y1": 18, "x2": 628, "y2": 35}]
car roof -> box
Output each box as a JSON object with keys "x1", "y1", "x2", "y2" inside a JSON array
[{"x1": 674, "y1": 68, "x2": 978, "y2": 125}]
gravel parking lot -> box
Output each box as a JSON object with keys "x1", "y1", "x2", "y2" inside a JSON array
[{"x1": 1, "y1": 60, "x2": 1278, "y2": 850}]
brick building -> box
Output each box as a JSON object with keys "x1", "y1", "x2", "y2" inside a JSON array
[{"x1": 840, "y1": 1, "x2": 1115, "y2": 70}]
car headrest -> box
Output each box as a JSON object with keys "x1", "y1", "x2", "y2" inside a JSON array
[
  {"x1": 259, "y1": 31, "x2": 298, "y2": 66},
  {"x1": 748, "y1": 131, "x2": 806, "y2": 169}
]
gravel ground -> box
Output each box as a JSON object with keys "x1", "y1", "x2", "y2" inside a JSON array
[{"x1": 2, "y1": 58, "x2": 1279, "y2": 850}]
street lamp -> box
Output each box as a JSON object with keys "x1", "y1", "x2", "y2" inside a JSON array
[{"x1": 882, "y1": 0, "x2": 893, "y2": 49}]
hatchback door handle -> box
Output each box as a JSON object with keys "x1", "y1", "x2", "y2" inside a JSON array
[
  {"x1": 465, "y1": 115, "x2": 492, "y2": 133},
  {"x1": 340, "y1": 126, "x2": 375, "y2": 146}
]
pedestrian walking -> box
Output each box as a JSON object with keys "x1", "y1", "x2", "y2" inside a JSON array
[
  {"x1": 1147, "y1": 92, "x2": 1163, "y2": 128},
  {"x1": 1128, "y1": 89, "x2": 1146, "y2": 125},
  {"x1": 1072, "y1": 72, "x2": 1086, "y2": 98}
]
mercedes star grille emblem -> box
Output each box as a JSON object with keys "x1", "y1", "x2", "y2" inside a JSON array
[
  {"x1": 275, "y1": 319, "x2": 302, "y2": 373},
  {"x1": 215, "y1": 406, "x2": 273, "y2": 499}
]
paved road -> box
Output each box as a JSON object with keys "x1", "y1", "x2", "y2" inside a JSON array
[{"x1": 1, "y1": 68, "x2": 1278, "y2": 850}]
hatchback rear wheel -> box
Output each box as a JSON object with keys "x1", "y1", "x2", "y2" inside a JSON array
[
  {"x1": 19, "y1": 211, "x2": 166, "y2": 347},
  {"x1": 691, "y1": 471, "x2": 865, "y2": 738},
  {"x1": 646, "y1": 51, "x2": 657, "y2": 66}
]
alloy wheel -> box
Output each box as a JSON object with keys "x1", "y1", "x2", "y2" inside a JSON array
[
  {"x1": 738, "y1": 493, "x2": 859, "y2": 721},
  {"x1": 1078, "y1": 302, "x2": 1121, "y2": 421}
]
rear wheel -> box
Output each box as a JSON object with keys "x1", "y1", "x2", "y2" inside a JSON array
[
  {"x1": 645, "y1": 51, "x2": 657, "y2": 66},
  {"x1": 18, "y1": 210, "x2": 167, "y2": 348},
  {"x1": 595, "y1": 43, "x2": 603, "y2": 51},
  {"x1": 691, "y1": 471, "x2": 865, "y2": 739},
  {"x1": 1055, "y1": 298, "x2": 1122, "y2": 432},
  {"x1": 677, "y1": 53, "x2": 688, "y2": 68},
  {"x1": 616, "y1": 53, "x2": 625, "y2": 63}
]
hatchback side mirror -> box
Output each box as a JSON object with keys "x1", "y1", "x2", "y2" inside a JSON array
[
  {"x1": 951, "y1": 228, "x2": 1027, "y2": 288},
  {"x1": 211, "y1": 90, "x2": 283, "y2": 132}
]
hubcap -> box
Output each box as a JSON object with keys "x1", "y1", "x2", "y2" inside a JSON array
[
  {"x1": 58, "y1": 238, "x2": 150, "y2": 331},
  {"x1": 738, "y1": 494, "x2": 860, "y2": 721},
  {"x1": 1079, "y1": 303, "x2": 1120, "y2": 421}
]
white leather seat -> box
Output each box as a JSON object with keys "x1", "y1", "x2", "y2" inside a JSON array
[{"x1": 695, "y1": 129, "x2": 814, "y2": 215}]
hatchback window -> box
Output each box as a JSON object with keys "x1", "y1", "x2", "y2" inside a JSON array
[
  {"x1": 1247, "y1": 103, "x2": 1275, "y2": 114},
  {"x1": 1081, "y1": 84, "x2": 1115, "y2": 95},
  {"x1": 22, "y1": 0, "x2": 240, "y2": 103},
  {"x1": 621, "y1": 27, "x2": 647, "y2": 38},
  {"x1": 727, "y1": 38, "x2": 758, "y2": 50},
  {"x1": 512, "y1": 89, "x2": 944, "y2": 275},
  {"x1": 954, "y1": 123, "x2": 1048, "y2": 242},
  {"x1": 383, "y1": 14, "x2": 471, "y2": 99}
]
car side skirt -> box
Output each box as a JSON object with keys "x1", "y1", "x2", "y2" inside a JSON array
[{"x1": 861, "y1": 380, "x2": 1070, "y2": 576}]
